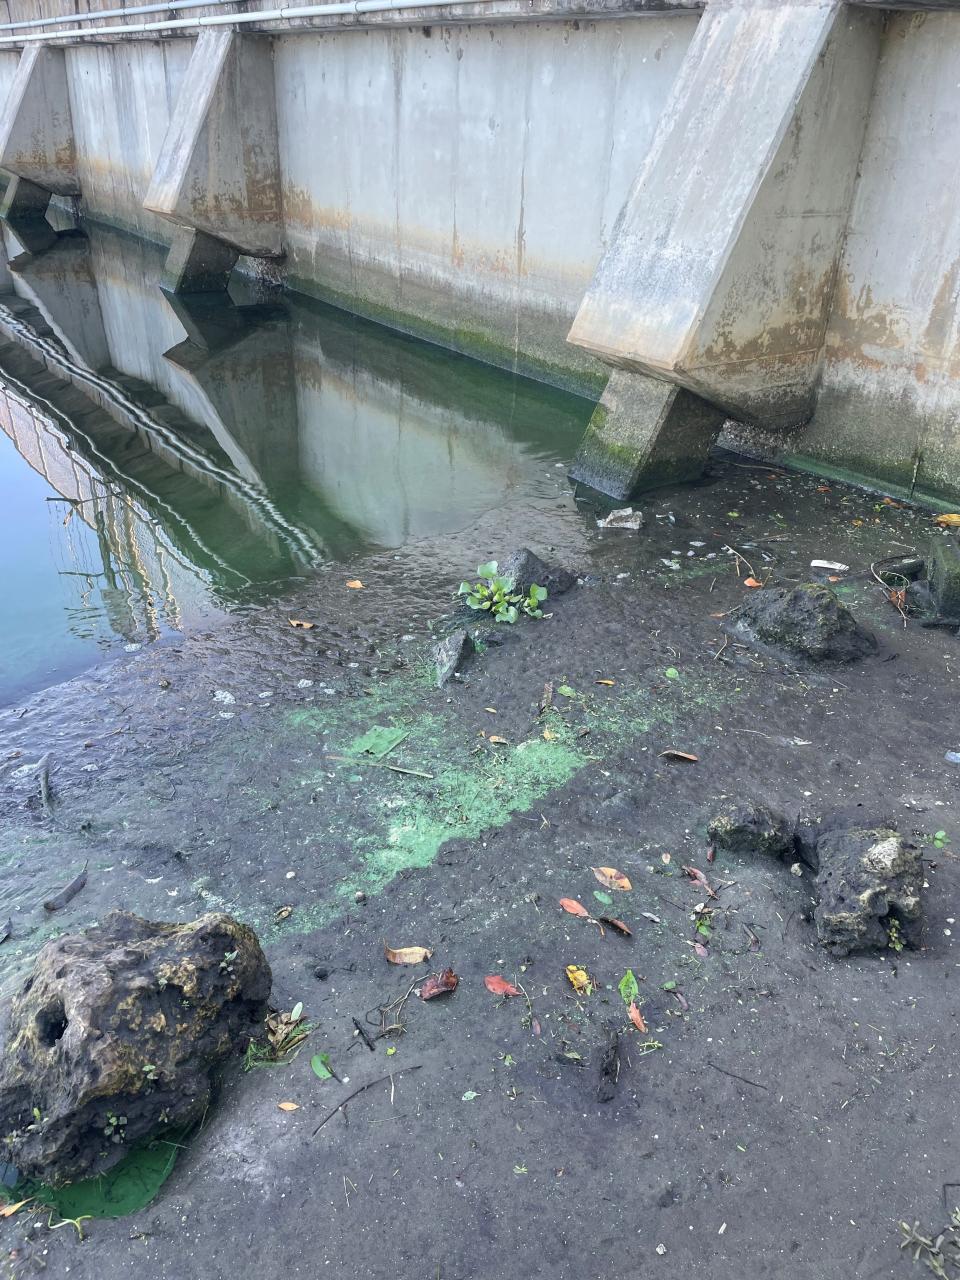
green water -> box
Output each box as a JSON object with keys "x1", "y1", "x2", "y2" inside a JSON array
[{"x1": 0, "y1": 225, "x2": 594, "y2": 706}]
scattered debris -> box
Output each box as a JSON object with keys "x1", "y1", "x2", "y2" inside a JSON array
[
  {"x1": 810, "y1": 559, "x2": 849, "y2": 573},
  {"x1": 596, "y1": 507, "x2": 643, "y2": 531},
  {"x1": 0, "y1": 911, "x2": 271, "y2": 1185},
  {"x1": 384, "y1": 944, "x2": 433, "y2": 966},
  {"x1": 728, "y1": 583, "x2": 878, "y2": 662}
]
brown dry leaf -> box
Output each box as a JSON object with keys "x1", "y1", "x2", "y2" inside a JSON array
[
  {"x1": 274, "y1": 905, "x2": 293, "y2": 923},
  {"x1": 565, "y1": 964, "x2": 592, "y2": 995},
  {"x1": 934, "y1": 513, "x2": 960, "y2": 527},
  {"x1": 488, "y1": 735, "x2": 508, "y2": 745},
  {"x1": 627, "y1": 1002, "x2": 647, "y2": 1033},
  {"x1": 0, "y1": 1199, "x2": 32, "y2": 1219},
  {"x1": 693, "y1": 941, "x2": 709, "y2": 959},
  {"x1": 288, "y1": 618, "x2": 315, "y2": 630},
  {"x1": 598, "y1": 916, "x2": 632, "y2": 937},
  {"x1": 681, "y1": 864, "x2": 718, "y2": 899},
  {"x1": 743, "y1": 576, "x2": 763, "y2": 588},
  {"x1": 816, "y1": 485, "x2": 832, "y2": 493},
  {"x1": 345, "y1": 579, "x2": 364, "y2": 589},
  {"x1": 660, "y1": 749, "x2": 699, "y2": 763},
  {"x1": 484, "y1": 974, "x2": 521, "y2": 997},
  {"x1": 559, "y1": 897, "x2": 590, "y2": 918},
  {"x1": 592, "y1": 865, "x2": 632, "y2": 892},
  {"x1": 595, "y1": 679, "x2": 616, "y2": 687},
  {"x1": 277, "y1": 1101, "x2": 300, "y2": 1112},
  {"x1": 419, "y1": 968, "x2": 459, "y2": 1000},
  {"x1": 384, "y1": 943, "x2": 433, "y2": 965},
  {"x1": 888, "y1": 587, "x2": 907, "y2": 611}
]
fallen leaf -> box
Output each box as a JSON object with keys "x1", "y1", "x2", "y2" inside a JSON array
[
  {"x1": 488, "y1": 736, "x2": 509, "y2": 745},
  {"x1": 557, "y1": 684, "x2": 576, "y2": 698},
  {"x1": 664, "y1": 667, "x2": 680, "y2": 680},
  {"x1": 559, "y1": 898, "x2": 590, "y2": 918},
  {"x1": 816, "y1": 485, "x2": 831, "y2": 492},
  {"x1": 935, "y1": 513, "x2": 960, "y2": 527},
  {"x1": 0, "y1": 1199, "x2": 32, "y2": 1218},
  {"x1": 888, "y1": 587, "x2": 907, "y2": 611},
  {"x1": 565, "y1": 964, "x2": 592, "y2": 995},
  {"x1": 693, "y1": 941, "x2": 709, "y2": 959},
  {"x1": 592, "y1": 866, "x2": 632, "y2": 892},
  {"x1": 743, "y1": 577, "x2": 763, "y2": 588},
  {"x1": 311, "y1": 1053, "x2": 334, "y2": 1080},
  {"x1": 681, "y1": 865, "x2": 718, "y2": 899},
  {"x1": 593, "y1": 890, "x2": 613, "y2": 907},
  {"x1": 288, "y1": 618, "x2": 315, "y2": 630},
  {"x1": 419, "y1": 968, "x2": 459, "y2": 1000},
  {"x1": 627, "y1": 1002, "x2": 647, "y2": 1033},
  {"x1": 598, "y1": 917, "x2": 632, "y2": 937},
  {"x1": 484, "y1": 975, "x2": 521, "y2": 997},
  {"x1": 274, "y1": 905, "x2": 293, "y2": 923},
  {"x1": 542, "y1": 728, "x2": 557, "y2": 741},
  {"x1": 43, "y1": 863, "x2": 88, "y2": 912},
  {"x1": 484, "y1": 707, "x2": 498, "y2": 714},
  {"x1": 277, "y1": 1101, "x2": 300, "y2": 1112},
  {"x1": 345, "y1": 579, "x2": 364, "y2": 589},
  {"x1": 618, "y1": 970, "x2": 639, "y2": 1005},
  {"x1": 595, "y1": 679, "x2": 616, "y2": 687},
  {"x1": 640, "y1": 911, "x2": 662, "y2": 924},
  {"x1": 660, "y1": 749, "x2": 699, "y2": 763},
  {"x1": 384, "y1": 943, "x2": 433, "y2": 965},
  {"x1": 461, "y1": 1090, "x2": 479, "y2": 1101}
]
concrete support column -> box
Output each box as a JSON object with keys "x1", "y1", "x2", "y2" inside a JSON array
[
  {"x1": 145, "y1": 30, "x2": 283, "y2": 294},
  {"x1": 568, "y1": 0, "x2": 881, "y2": 498}
]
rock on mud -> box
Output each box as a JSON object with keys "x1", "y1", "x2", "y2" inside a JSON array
[
  {"x1": 814, "y1": 828, "x2": 923, "y2": 958},
  {"x1": 433, "y1": 628, "x2": 475, "y2": 687},
  {"x1": 0, "y1": 911, "x2": 271, "y2": 1186},
  {"x1": 729, "y1": 583, "x2": 877, "y2": 662},
  {"x1": 708, "y1": 801, "x2": 798, "y2": 862},
  {"x1": 498, "y1": 548, "x2": 575, "y2": 597}
]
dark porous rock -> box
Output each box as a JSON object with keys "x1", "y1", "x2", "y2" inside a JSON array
[
  {"x1": 814, "y1": 828, "x2": 923, "y2": 958},
  {"x1": 0, "y1": 911, "x2": 271, "y2": 1186},
  {"x1": 708, "y1": 801, "x2": 797, "y2": 862},
  {"x1": 498, "y1": 548, "x2": 575, "y2": 597},
  {"x1": 729, "y1": 583, "x2": 877, "y2": 662},
  {"x1": 432, "y1": 628, "x2": 475, "y2": 688}
]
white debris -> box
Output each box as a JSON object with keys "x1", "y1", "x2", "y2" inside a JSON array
[
  {"x1": 597, "y1": 506, "x2": 643, "y2": 530},
  {"x1": 213, "y1": 689, "x2": 235, "y2": 704},
  {"x1": 810, "y1": 559, "x2": 849, "y2": 572}
]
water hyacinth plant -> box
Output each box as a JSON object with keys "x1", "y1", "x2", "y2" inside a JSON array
[{"x1": 458, "y1": 562, "x2": 548, "y2": 624}]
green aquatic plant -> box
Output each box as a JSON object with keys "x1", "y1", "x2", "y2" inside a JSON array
[{"x1": 458, "y1": 562, "x2": 547, "y2": 624}]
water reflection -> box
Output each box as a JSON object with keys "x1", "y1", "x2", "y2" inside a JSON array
[{"x1": 0, "y1": 223, "x2": 594, "y2": 702}]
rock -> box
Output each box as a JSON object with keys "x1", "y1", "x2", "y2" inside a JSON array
[
  {"x1": 708, "y1": 801, "x2": 797, "y2": 862},
  {"x1": 814, "y1": 827, "x2": 923, "y2": 958},
  {"x1": 432, "y1": 628, "x2": 474, "y2": 688},
  {"x1": 927, "y1": 535, "x2": 960, "y2": 619},
  {"x1": 0, "y1": 911, "x2": 271, "y2": 1186},
  {"x1": 498, "y1": 548, "x2": 575, "y2": 597},
  {"x1": 729, "y1": 583, "x2": 877, "y2": 662}
]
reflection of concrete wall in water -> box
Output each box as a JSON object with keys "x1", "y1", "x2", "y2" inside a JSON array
[{"x1": 0, "y1": 379, "x2": 207, "y2": 644}]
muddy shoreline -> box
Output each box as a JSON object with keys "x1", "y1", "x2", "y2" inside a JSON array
[{"x1": 2, "y1": 456, "x2": 959, "y2": 1279}]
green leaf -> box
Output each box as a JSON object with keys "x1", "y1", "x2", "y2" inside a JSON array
[
  {"x1": 497, "y1": 605, "x2": 519, "y2": 624},
  {"x1": 618, "y1": 969, "x2": 639, "y2": 1007},
  {"x1": 386, "y1": 1046, "x2": 396, "y2": 1056},
  {"x1": 457, "y1": 581, "x2": 473, "y2": 596},
  {"x1": 593, "y1": 890, "x2": 613, "y2": 906},
  {"x1": 461, "y1": 1090, "x2": 479, "y2": 1101},
  {"x1": 310, "y1": 1053, "x2": 333, "y2": 1081},
  {"x1": 477, "y1": 561, "x2": 498, "y2": 579},
  {"x1": 530, "y1": 585, "x2": 548, "y2": 602},
  {"x1": 665, "y1": 667, "x2": 680, "y2": 680},
  {"x1": 290, "y1": 1002, "x2": 303, "y2": 1022},
  {"x1": 661, "y1": 980, "x2": 677, "y2": 992},
  {"x1": 557, "y1": 684, "x2": 576, "y2": 698}
]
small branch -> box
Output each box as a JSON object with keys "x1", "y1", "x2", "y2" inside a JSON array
[
  {"x1": 706, "y1": 1059, "x2": 768, "y2": 1091},
  {"x1": 313, "y1": 1064, "x2": 423, "y2": 1135}
]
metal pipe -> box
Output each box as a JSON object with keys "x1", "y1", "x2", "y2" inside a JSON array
[
  {"x1": 0, "y1": 0, "x2": 493, "y2": 45},
  {"x1": 0, "y1": 0, "x2": 239, "y2": 34}
]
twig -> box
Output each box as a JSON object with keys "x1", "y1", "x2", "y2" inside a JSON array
[
  {"x1": 722, "y1": 544, "x2": 757, "y2": 580},
  {"x1": 351, "y1": 1017, "x2": 376, "y2": 1052},
  {"x1": 325, "y1": 754, "x2": 433, "y2": 780},
  {"x1": 706, "y1": 1059, "x2": 768, "y2": 1091},
  {"x1": 713, "y1": 638, "x2": 729, "y2": 661},
  {"x1": 870, "y1": 559, "x2": 908, "y2": 628},
  {"x1": 313, "y1": 1064, "x2": 423, "y2": 1135}
]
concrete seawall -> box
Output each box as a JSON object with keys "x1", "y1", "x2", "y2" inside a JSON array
[{"x1": 0, "y1": 1, "x2": 956, "y2": 501}]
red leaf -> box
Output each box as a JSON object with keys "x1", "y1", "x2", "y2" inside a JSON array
[
  {"x1": 598, "y1": 917, "x2": 632, "y2": 937},
  {"x1": 743, "y1": 577, "x2": 763, "y2": 588},
  {"x1": 419, "y1": 968, "x2": 459, "y2": 1001},
  {"x1": 681, "y1": 865, "x2": 718, "y2": 899},
  {"x1": 484, "y1": 975, "x2": 521, "y2": 998},
  {"x1": 559, "y1": 898, "x2": 590, "y2": 918},
  {"x1": 660, "y1": 749, "x2": 699, "y2": 763},
  {"x1": 628, "y1": 1002, "x2": 647, "y2": 1033}
]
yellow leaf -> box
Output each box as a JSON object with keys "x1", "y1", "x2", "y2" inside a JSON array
[
  {"x1": 488, "y1": 735, "x2": 508, "y2": 745},
  {"x1": 0, "y1": 1199, "x2": 32, "y2": 1218},
  {"x1": 592, "y1": 865, "x2": 633, "y2": 892},
  {"x1": 935, "y1": 513, "x2": 960, "y2": 527},
  {"x1": 542, "y1": 728, "x2": 557, "y2": 741},
  {"x1": 277, "y1": 1101, "x2": 300, "y2": 1112},
  {"x1": 345, "y1": 579, "x2": 364, "y2": 589},
  {"x1": 384, "y1": 943, "x2": 433, "y2": 965},
  {"x1": 595, "y1": 679, "x2": 616, "y2": 686},
  {"x1": 565, "y1": 964, "x2": 592, "y2": 995},
  {"x1": 288, "y1": 618, "x2": 315, "y2": 630}
]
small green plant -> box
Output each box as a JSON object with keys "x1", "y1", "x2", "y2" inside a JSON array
[
  {"x1": 142, "y1": 1063, "x2": 158, "y2": 1083},
  {"x1": 899, "y1": 1207, "x2": 960, "y2": 1277},
  {"x1": 244, "y1": 1003, "x2": 312, "y2": 1070},
  {"x1": 888, "y1": 918, "x2": 905, "y2": 953},
  {"x1": 103, "y1": 1113, "x2": 127, "y2": 1144},
  {"x1": 457, "y1": 563, "x2": 547, "y2": 624},
  {"x1": 933, "y1": 830, "x2": 951, "y2": 850},
  {"x1": 219, "y1": 949, "x2": 239, "y2": 976}
]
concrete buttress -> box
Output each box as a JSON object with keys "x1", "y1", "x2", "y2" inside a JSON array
[
  {"x1": 144, "y1": 30, "x2": 283, "y2": 291},
  {"x1": 567, "y1": 0, "x2": 881, "y2": 498}
]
